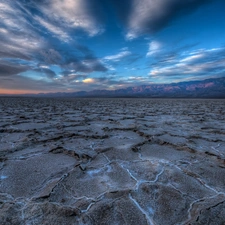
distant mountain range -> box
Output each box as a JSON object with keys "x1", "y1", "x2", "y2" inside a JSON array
[{"x1": 16, "y1": 76, "x2": 225, "y2": 98}]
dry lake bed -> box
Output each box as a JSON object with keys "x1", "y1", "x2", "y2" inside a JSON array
[{"x1": 0, "y1": 97, "x2": 225, "y2": 225}]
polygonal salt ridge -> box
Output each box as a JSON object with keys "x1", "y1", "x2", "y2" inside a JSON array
[
  {"x1": 180, "y1": 159, "x2": 225, "y2": 193},
  {"x1": 80, "y1": 190, "x2": 150, "y2": 225},
  {"x1": 180, "y1": 193, "x2": 225, "y2": 225},
  {"x1": 0, "y1": 192, "x2": 14, "y2": 202},
  {"x1": 53, "y1": 161, "x2": 136, "y2": 198},
  {"x1": 130, "y1": 183, "x2": 191, "y2": 225},
  {"x1": 160, "y1": 165, "x2": 219, "y2": 199},
  {"x1": 0, "y1": 98, "x2": 225, "y2": 224},
  {"x1": 139, "y1": 143, "x2": 195, "y2": 163},
  {"x1": 0, "y1": 153, "x2": 77, "y2": 199},
  {"x1": 119, "y1": 160, "x2": 165, "y2": 189},
  {"x1": 20, "y1": 201, "x2": 81, "y2": 224}
]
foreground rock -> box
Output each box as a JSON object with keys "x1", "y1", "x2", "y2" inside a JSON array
[{"x1": 0, "y1": 97, "x2": 225, "y2": 224}]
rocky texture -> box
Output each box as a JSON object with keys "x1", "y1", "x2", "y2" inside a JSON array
[{"x1": 0, "y1": 97, "x2": 225, "y2": 224}]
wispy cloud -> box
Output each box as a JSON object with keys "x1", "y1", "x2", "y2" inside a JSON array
[
  {"x1": 35, "y1": 16, "x2": 70, "y2": 42},
  {"x1": 149, "y1": 47, "x2": 225, "y2": 81},
  {"x1": 35, "y1": 0, "x2": 104, "y2": 38},
  {"x1": 118, "y1": 0, "x2": 212, "y2": 39},
  {"x1": 0, "y1": 1, "x2": 45, "y2": 60},
  {"x1": 104, "y1": 50, "x2": 132, "y2": 61},
  {"x1": 0, "y1": 0, "x2": 108, "y2": 81},
  {"x1": 180, "y1": 53, "x2": 204, "y2": 63},
  {"x1": 146, "y1": 40, "x2": 162, "y2": 57}
]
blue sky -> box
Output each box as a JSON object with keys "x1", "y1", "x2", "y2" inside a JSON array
[{"x1": 0, "y1": 0, "x2": 225, "y2": 94}]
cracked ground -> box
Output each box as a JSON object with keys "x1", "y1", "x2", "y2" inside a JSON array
[{"x1": 0, "y1": 97, "x2": 225, "y2": 225}]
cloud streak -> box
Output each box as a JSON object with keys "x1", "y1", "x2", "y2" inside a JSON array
[
  {"x1": 149, "y1": 47, "x2": 225, "y2": 81},
  {"x1": 104, "y1": 50, "x2": 132, "y2": 62},
  {"x1": 146, "y1": 41, "x2": 162, "y2": 57},
  {"x1": 31, "y1": 0, "x2": 105, "y2": 39},
  {"x1": 0, "y1": 61, "x2": 30, "y2": 76},
  {"x1": 117, "y1": 0, "x2": 212, "y2": 39},
  {"x1": 0, "y1": 0, "x2": 108, "y2": 81}
]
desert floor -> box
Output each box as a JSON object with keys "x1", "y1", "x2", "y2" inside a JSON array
[{"x1": 0, "y1": 97, "x2": 225, "y2": 225}]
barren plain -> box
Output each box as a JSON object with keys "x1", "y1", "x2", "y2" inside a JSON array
[{"x1": 0, "y1": 97, "x2": 225, "y2": 225}]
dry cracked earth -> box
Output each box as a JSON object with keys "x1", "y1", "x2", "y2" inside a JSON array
[{"x1": 0, "y1": 97, "x2": 225, "y2": 225}]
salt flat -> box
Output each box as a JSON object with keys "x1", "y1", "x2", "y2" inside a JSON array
[{"x1": 0, "y1": 97, "x2": 225, "y2": 225}]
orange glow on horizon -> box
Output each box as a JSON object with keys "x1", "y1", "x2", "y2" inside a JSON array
[{"x1": 0, "y1": 89, "x2": 49, "y2": 95}]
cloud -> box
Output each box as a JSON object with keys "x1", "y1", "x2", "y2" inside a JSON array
[
  {"x1": 179, "y1": 53, "x2": 204, "y2": 63},
  {"x1": 0, "y1": 0, "x2": 223, "y2": 93},
  {"x1": 0, "y1": 0, "x2": 108, "y2": 78},
  {"x1": 102, "y1": 49, "x2": 140, "y2": 71},
  {"x1": 0, "y1": 0, "x2": 106, "y2": 66},
  {"x1": 65, "y1": 57, "x2": 108, "y2": 74},
  {"x1": 33, "y1": 0, "x2": 104, "y2": 39},
  {"x1": 36, "y1": 43, "x2": 108, "y2": 74},
  {"x1": 0, "y1": 75, "x2": 64, "y2": 93},
  {"x1": 33, "y1": 68, "x2": 57, "y2": 79},
  {"x1": 0, "y1": 1, "x2": 45, "y2": 60},
  {"x1": 54, "y1": 73, "x2": 87, "y2": 84},
  {"x1": 104, "y1": 51, "x2": 132, "y2": 61},
  {"x1": 0, "y1": 73, "x2": 122, "y2": 93},
  {"x1": 110, "y1": 0, "x2": 212, "y2": 39},
  {"x1": 35, "y1": 16, "x2": 70, "y2": 42},
  {"x1": 146, "y1": 41, "x2": 162, "y2": 57},
  {"x1": 83, "y1": 78, "x2": 95, "y2": 84},
  {"x1": 0, "y1": 61, "x2": 29, "y2": 76},
  {"x1": 148, "y1": 47, "x2": 225, "y2": 81},
  {"x1": 38, "y1": 49, "x2": 63, "y2": 65}
]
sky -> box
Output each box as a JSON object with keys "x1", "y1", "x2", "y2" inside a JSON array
[{"x1": 0, "y1": 0, "x2": 225, "y2": 94}]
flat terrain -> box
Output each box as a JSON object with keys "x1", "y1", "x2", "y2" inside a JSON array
[{"x1": 0, "y1": 97, "x2": 225, "y2": 225}]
